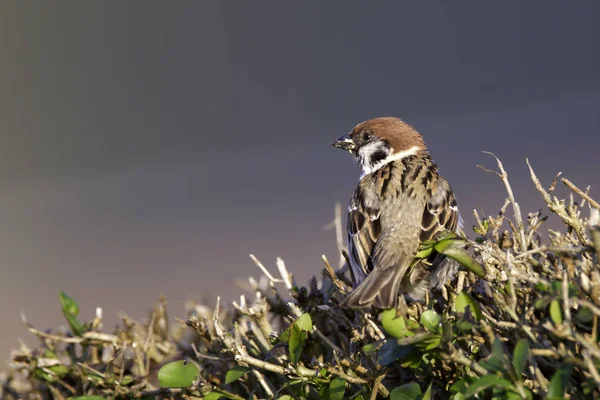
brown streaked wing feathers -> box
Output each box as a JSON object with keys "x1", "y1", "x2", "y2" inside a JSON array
[
  {"x1": 347, "y1": 203, "x2": 380, "y2": 275},
  {"x1": 410, "y1": 187, "x2": 459, "y2": 285}
]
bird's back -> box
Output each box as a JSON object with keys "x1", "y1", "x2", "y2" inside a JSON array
[{"x1": 345, "y1": 157, "x2": 431, "y2": 307}]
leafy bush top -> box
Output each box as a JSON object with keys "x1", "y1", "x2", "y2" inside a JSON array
[{"x1": 2, "y1": 155, "x2": 600, "y2": 400}]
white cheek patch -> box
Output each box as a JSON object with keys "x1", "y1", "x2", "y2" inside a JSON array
[
  {"x1": 357, "y1": 142, "x2": 384, "y2": 166},
  {"x1": 360, "y1": 145, "x2": 421, "y2": 179}
]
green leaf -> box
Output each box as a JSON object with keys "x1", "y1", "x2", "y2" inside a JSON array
[
  {"x1": 413, "y1": 334, "x2": 441, "y2": 351},
  {"x1": 406, "y1": 318, "x2": 420, "y2": 330},
  {"x1": 279, "y1": 379, "x2": 304, "y2": 393},
  {"x1": 34, "y1": 360, "x2": 69, "y2": 383},
  {"x1": 224, "y1": 365, "x2": 250, "y2": 384},
  {"x1": 59, "y1": 291, "x2": 79, "y2": 315},
  {"x1": 444, "y1": 247, "x2": 486, "y2": 278},
  {"x1": 464, "y1": 375, "x2": 513, "y2": 398},
  {"x1": 431, "y1": 235, "x2": 486, "y2": 278},
  {"x1": 381, "y1": 309, "x2": 409, "y2": 339},
  {"x1": 547, "y1": 363, "x2": 572, "y2": 398},
  {"x1": 38, "y1": 358, "x2": 69, "y2": 379},
  {"x1": 512, "y1": 339, "x2": 529, "y2": 377},
  {"x1": 455, "y1": 319, "x2": 473, "y2": 332},
  {"x1": 421, "y1": 383, "x2": 433, "y2": 400},
  {"x1": 328, "y1": 378, "x2": 346, "y2": 400},
  {"x1": 276, "y1": 396, "x2": 293, "y2": 400},
  {"x1": 295, "y1": 313, "x2": 313, "y2": 331},
  {"x1": 420, "y1": 310, "x2": 441, "y2": 333},
  {"x1": 479, "y1": 357, "x2": 505, "y2": 374},
  {"x1": 278, "y1": 326, "x2": 291, "y2": 342},
  {"x1": 283, "y1": 313, "x2": 312, "y2": 361},
  {"x1": 455, "y1": 292, "x2": 482, "y2": 321},
  {"x1": 551, "y1": 281, "x2": 579, "y2": 297},
  {"x1": 390, "y1": 382, "x2": 422, "y2": 400},
  {"x1": 204, "y1": 393, "x2": 224, "y2": 400},
  {"x1": 288, "y1": 323, "x2": 306, "y2": 363},
  {"x1": 534, "y1": 297, "x2": 552, "y2": 310},
  {"x1": 549, "y1": 300, "x2": 563, "y2": 325},
  {"x1": 449, "y1": 379, "x2": 469, "y2": 393},
  {"x1": 415, "y1": 245, "x2": 434, "y2": 259},
  {"x1": 491, "y1": 337, "x2": 504, "y2": 359},
  {"x1": 59, "y1": 291, "x2": 85, "y2": 336},
  {"x1": 157, "y1": 360, "x2": 199, "y2": 388},
  {"x1": 399, "y1": 348, "x2": 425, "y2": 369},
  {"x1": 479, "y1": 338, "x2": 508, "y2": 374},
  {"x1": 503, "y1": 388, "x2": 533, "y2": 400},
  {"x1": 362, "y1": 342, "x2": 379, "y2": 354},
  {"x1": 575, "y1": 306, "x2": 594, "y2": 323}
]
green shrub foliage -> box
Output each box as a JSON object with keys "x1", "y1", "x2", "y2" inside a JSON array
[{"x1": 2, "y1": 156, "x2": 600, "y2": 399}]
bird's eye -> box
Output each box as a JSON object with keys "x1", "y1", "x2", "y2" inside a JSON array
[{"x1": 361, "y1": 131, "x2": 372, "y2": 141}]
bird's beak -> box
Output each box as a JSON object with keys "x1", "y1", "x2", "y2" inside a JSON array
[{"x1": 332, "y1": 134, "x2": 356, "y2": 153}]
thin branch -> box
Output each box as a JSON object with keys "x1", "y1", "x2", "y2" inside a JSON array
[
  {"x1": 250, "y1": 254, "x2": 285, "y2": 284},
  {"x1": 479, "y1": 152, "x2": 528, "y2": 250},
  {"x1": 370, "y1": 374, "x2": 386, "y2": 400},
  {"x1": 527, "y1": 159, "x2": 589, "y2": 244},
  {"x1": 562, "y1": 178, "x2": 600, "y2": 210}
]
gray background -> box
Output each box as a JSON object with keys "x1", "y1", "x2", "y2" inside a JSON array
[{"x1": 1, "y1": 2, "x2": 599, "y2": 360}]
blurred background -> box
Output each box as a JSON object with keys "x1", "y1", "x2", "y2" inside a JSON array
[{"x1": 1, "y1": 2, "x2": 599, "y2": 361}]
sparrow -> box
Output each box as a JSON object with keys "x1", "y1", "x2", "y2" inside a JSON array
[{"x1": 332, "y1": 117, "x2": 460, "y2": 309}]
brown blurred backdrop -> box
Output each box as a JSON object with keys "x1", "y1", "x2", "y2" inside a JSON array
[{"x1": 1, "y1": 2, "x2": 599, "y2": 361}]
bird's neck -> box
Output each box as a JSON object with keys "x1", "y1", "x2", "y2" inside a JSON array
[{"x1": 360, "y1": 145, "x2": 426, "y2": 179}]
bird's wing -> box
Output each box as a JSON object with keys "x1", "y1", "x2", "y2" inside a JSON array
[
  {"x1": 409, "y1": 181, "x2": 459, "y2": 285},
  {"x1": 346, "y1": 196, "x2": 381, "y2": 284}
]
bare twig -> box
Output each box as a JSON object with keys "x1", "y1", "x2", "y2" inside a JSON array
[
  {"x1": 250, "y1": 254, "x2": 286, "y2": 284},
  {"x1": 479, "y1": 152, "x2": 527, "y2": 250},
  {"x1": 527, "y1": 159, "x2": 589, "y2": 244},
  {"x1": 324, "y1": 203, "x2": 347, "y2": 268},
  {"x1": 562, "y1": 178, "x2": 600, "y2": 210},
  {"x1": 370, "y1": 374, "x2": 386, "y2": 400}
]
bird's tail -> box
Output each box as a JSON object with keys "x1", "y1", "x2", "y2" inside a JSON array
[{"x1": 339, "y1": 262, "x2": 409, "y2": 309}]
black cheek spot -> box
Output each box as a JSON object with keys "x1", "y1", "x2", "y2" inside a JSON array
[{"x1": 370, "y1": 149, "x2": 388, "y2": 165}]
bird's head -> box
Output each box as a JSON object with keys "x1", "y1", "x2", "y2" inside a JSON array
[{"x1": 332, "y1": 117, "x2": 427, "y2": 177}]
